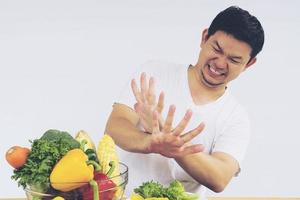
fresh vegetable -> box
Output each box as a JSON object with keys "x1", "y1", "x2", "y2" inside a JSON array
[
  {"x1": 50, "y1": 148, "x2": 94, "y2": 192},
  {"x1": 134, "y1": 180, "x2": 199, "y2": 200},
  {"x1": 134, "y1": 181, "x2": 165, "y2": 198},
  {"x1": 85, "y1": 148, "x2": 99, "y2": 163},
  {"x1": 78, "y1": 137, "x2": 99, "y2": 163},
  {"x1": 5, "y1": 146, "x2": 30, "y2": 169},
  {"x1": 75, "y1": 130, "x2": 96, "y2": 151},
  {"x1": 164, "y1": 180, "x2": 198, "y2": 200},
  {"x1": 130, "y1": 194, "x2": 145, "y2": 200},
  {"x1": 130, "y1": 193, "x2": 169, "y2": 200},
  {"x1": 97, "y1": 134, "x2": 122, "y2": 197},
  {"x1": 97, "y1": 135, "x2": 119, "y2": 175},
  {"x1": 80, "y1": 161, "x2": 117, "y2": 200},
  {"x1": 8, "y1": 130, "x2": 124, "y2": 200},
  {"x1": 41, "y1": 129, "x2": 80, "y2": 149},
  {"x1": 53, "y1": 196, "x2": 65, "y2": 200},
  {"x1": 11, "y1": 129, "x2": 80, "y2": 192}
]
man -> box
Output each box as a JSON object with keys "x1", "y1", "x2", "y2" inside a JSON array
[{"x1": 105, "y1": 6, "x2": 264, "y2": 199}]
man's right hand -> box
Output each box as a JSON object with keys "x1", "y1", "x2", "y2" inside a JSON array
[
  {"x1": 131, "y1": 72, "x2": 164, "y2": 133},
  {"x1": 145, "y1": 105, "x2": 205, "y2": 158}
]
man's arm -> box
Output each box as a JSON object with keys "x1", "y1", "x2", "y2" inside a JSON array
[
  {"x1": 105, "y1": 103, "x2": 150, "y2": 153},
  {"x1": 106, "y1": 103, "x2": 239, "y2": 192},
  {"x1": 105, "y1": 102, "x2": 204, "y2": 157},
  {"x1": 175, "y1": 151, "x2": 239, "y2": 193}
]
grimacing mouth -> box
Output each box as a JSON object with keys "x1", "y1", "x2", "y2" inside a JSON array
[
  {"x1": 200, "y1": 69, "x2": 225, "y2": 87},
  {"x1": 207, "y1": 63, "x2": 227, "y2": 76}
]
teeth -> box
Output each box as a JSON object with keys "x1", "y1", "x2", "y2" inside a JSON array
[{"x1": 209, "y1": 64, "x2": 222, "y2": 75}]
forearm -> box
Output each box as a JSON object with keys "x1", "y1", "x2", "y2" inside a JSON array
[
  {"x1": 175, "y1": 152, "x2": 238, "y2": 192},
  {"x1": 105, "y1": 115, "x2": 150, "y2": 153}
]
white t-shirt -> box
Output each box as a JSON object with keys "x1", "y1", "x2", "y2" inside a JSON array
[{"x1": 117, "y1": 60, "x2": 250, "y2": 199}]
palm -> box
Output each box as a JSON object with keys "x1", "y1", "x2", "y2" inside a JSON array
[
  {"x1": 149, "y1": 133, "x2": 185, "y2": 158},
  {"x1": 147, "y1": 106, "x2": 205, "y2": 158}
]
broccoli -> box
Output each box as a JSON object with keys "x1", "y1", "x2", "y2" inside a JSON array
[
  {"x1": 165, "y1": 180, "x2": 199, "y2": 200},
  {"x1": 134, "y1": 180, "x2": 165, "y2": 198},
  {"x1": 133, "y1": 180, "x2": 199, "y2": 200},
  {"x1": 40, "y1": 129, "x2": 80, "y2": 149}
]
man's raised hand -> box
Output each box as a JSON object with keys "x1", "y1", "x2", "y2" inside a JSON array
[
  {"x1": 146, "y1": 105, "x2": 205, "y2": 158},
  {"x1": 131, "y1": 72, "x2": 164, "y2": 133}
]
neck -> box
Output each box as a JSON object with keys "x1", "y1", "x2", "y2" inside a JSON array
[{"x1": 188, "y1": 65, "x2": 226, "y2": 105}]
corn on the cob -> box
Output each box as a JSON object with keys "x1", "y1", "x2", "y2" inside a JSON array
[
  {"x1": 97, "y1": 134, "x2": 122, "y2": 196},
  {"x1": 75, "y1": 130, "x2": 96, "y2": 151},
  {"x1": 97, "y1": 134, "x2": 119, "y2": 175}
]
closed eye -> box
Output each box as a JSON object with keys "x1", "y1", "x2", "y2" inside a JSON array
[
  {"x1": 229, "y1": 57, "x2": 241, "y2": 64},
  {"x1": 230, "y1": 58, "x2": 239, "y2": 64},
  {"x1": 212, "y1": 46, "x2": 222, "y2": 54}
]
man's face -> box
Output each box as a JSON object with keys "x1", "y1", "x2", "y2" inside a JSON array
[{"x1": 196, "y1": 30, "x2": 256, "y2": 89}]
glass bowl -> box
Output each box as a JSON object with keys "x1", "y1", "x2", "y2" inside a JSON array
[{"x1": 25, "y1": 162, "x2": 128, "y2": 200}]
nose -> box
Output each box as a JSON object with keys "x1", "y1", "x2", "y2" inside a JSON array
[{"x1": 214, "y1": 55, "x2": 228, "y2": 69}]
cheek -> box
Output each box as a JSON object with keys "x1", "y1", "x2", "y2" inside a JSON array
[
  {"x1": 199, "y1": 50, "x2": 215, "y2": 65},
  {"x1": 227, "y1": 68, "x2": 244, "y2": 80}
]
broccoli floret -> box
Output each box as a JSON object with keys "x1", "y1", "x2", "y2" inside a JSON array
[
  {"x1": 40, "y1": 129, "x2": 80, "y2": 149},
  {"x1": 165, "y1": 180, "x2": 199, "y2": 200},
  {"x1": 134, "y1": 180, "x2": 165, "y2": 198},
  {"x1": 165, "y1": 180, "x2": 184, "y2": 200}
]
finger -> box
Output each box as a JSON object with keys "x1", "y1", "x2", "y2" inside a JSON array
[
  {"x1": 158, "y1": 115, "x2": 165, "y2": 131},
  {"x1": 134, "y1": 103, "x2": 139, "y2": 112},
  {"x1": 156, "y1": 92, "x2": 164, "y2": 114},
  {"x1": 152, "y1": 110, "x2": 160, "y2": 134},
  {"x1": 181, "y1": 122, "x2": 205, "y2": 143},
  {"x1": 140, "y1": 72, "x2": 148, "y2": 102},
  {"x1": 172, "y1": 109, "x2": 193, "y2": 136},
  {"x1": 163, "y1": 105, "x2": 176, "y2": 133},
  {"x1": 147, "y1": 77, "x2": 156, "y2": 105},
  {"x1": 179, "y1": 144, "x2": 205, "y2": 156},
  {"x1": 131, "y1": 79, "x2": 143, "y2": 103}
]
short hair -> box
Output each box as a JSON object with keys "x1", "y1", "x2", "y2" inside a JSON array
[{"x1": 208, "y1": 6, "x2": 264, "y2": 59}]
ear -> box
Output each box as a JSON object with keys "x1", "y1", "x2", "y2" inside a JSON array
[
  {"x1": 244, "y1": 57, "x2": 257, "y2": 71},
  {"x1": 200, "y1": 29, "x2": 209, "y2": 48}
]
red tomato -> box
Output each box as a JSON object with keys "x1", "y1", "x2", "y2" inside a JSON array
[{"x1": 5, "y1": 146, "x2": 30, "y2": 169}]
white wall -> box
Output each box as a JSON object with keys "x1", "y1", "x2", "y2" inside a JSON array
[{"x1": 1, "y1": 0, "x2": 299, "y2": 198}]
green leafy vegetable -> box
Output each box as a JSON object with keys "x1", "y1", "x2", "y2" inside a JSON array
[
  {"x1": 134, "y1": 180, "x2": 165, "y2": 198},
  {"x1": 134, "y1": 180, "x2": 199, "y2": 200},
  {"x1": 165, "y1": 180, "x2": 199, "y2": 200},
  {"x1": 11, "y1": 129, "x2": 80, "y2": 192}
]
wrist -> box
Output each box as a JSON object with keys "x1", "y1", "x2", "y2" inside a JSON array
[{"x1": 140, "y1": 132, "x2": 153, "y2": 154}]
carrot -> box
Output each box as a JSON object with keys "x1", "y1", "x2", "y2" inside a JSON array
[{"x1": 6, "y1": 146, "x2": 30, "y2": 169}]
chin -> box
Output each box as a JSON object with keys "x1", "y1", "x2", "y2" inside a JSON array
[{"x1": 200, "y1": 71, "x2": 224, "y2": 89}]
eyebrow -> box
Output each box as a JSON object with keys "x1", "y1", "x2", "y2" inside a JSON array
[{"x1": 213, "y1": 41, "x2": 243, "y2": 60}]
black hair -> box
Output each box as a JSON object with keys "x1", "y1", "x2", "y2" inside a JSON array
[{"x1": 208, "y1": 6, "x2": 264, "y2": 59}]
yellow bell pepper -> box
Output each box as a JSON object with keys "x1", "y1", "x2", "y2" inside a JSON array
[
  {"x1": 50, "y1": 148, "x2": 94, "y2": 192},
  {"x1": 130, "y1": 194, "x2": 144, "y2": 200},
  {"x1": 52, "y1": 197, "x2": 65, "y2": 200}
]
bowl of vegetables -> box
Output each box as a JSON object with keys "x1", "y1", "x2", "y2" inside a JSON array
[
  {"x1": 25, "y1": 162, "x2": 128, "y2": 200},
  {"x1": 6, "y1": 129, "x2": 128, "y2": 200}
]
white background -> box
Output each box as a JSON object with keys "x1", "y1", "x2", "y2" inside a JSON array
[{"x1": 1, "y1": 0, "x2": 299, "y2": 198}]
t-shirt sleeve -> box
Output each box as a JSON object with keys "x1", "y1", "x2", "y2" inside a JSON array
[{"x1": 212, "y1": 104, "x2": 251, "y2": 174}]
